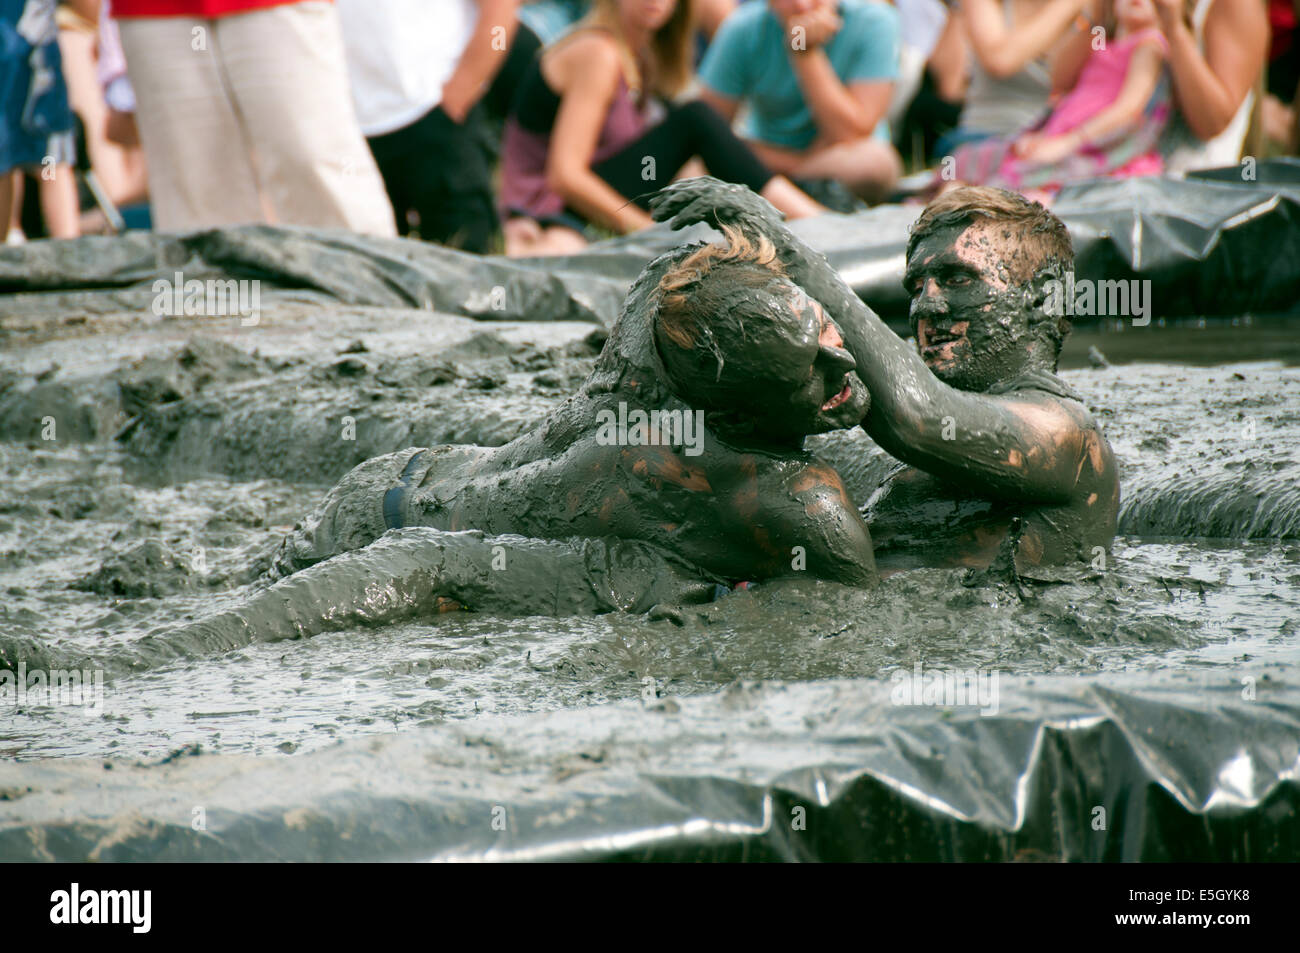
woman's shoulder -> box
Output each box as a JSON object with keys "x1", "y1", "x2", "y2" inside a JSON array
[
  {"x1": 545, "y1": 27, "x2": 625, "y2": 90},
  {"x1": 548, "y1": 26, "x2": 624, "y2": 69}
]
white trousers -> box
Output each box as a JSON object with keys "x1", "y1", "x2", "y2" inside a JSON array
[{"x1": 118, "y1": 1, "x2": 396, "y2": 235}]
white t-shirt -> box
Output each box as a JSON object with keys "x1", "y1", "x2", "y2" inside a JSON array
[{"x1": 337, "y1": 0, "x2": 479, "y2": 137}]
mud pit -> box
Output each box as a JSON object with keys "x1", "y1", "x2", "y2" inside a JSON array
[
  {"x1": 3, "y1": 294, "x2": 1297, "y2": 749},
  {"x1": 1, "y1": 203, "x2": 1298, "y2": 859}
]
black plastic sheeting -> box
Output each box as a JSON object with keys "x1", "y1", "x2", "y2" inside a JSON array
[
  {"x1": 2, "y1": 161, "x2": 1298, "y2": 326},
  {"x1": 1, "y1": 671, "x2": 1295, "y2": 861}
]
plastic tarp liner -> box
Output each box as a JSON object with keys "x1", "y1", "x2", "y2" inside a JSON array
[
  {"x1": 1, "y1": 161, "x2": 1298, "y2": 326},
  {"x1": 1, "y1": 671, "x2": 1296, "y2": 862}
]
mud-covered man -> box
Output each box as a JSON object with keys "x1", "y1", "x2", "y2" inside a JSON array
[
  {"x1": 271, "y1": 225, "x2": 877, "y2": 595},
  {"x1": 651, "y1": 179, "x2": 1118, "y2": 571}
]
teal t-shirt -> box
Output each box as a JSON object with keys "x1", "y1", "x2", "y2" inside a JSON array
[{"x1": 699, "y1": 0, "x2": 900, "y2": 150}]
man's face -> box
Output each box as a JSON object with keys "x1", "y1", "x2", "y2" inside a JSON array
[
  {"x1": 904, "y1": 220, "x2": 1041, "y2": 392},
  {"x1": 769, "y1": 0, "x2": 832, "y2": 22},
  {"x1": 736, "y1": 283, "x2": 869, "y2": 440}
]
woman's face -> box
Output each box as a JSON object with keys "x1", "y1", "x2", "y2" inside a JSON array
[{"x1": 618, "y1": 0, "x2": 678, "y2": 33}]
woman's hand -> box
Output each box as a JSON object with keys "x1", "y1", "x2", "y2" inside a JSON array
[{"x1": 1151, "y1": 0, "x2": 1187, "y2": 34}]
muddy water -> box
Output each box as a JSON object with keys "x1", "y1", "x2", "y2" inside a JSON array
[{"x1": 1, "y1": 303, "x2": 1298, "y2": 761}]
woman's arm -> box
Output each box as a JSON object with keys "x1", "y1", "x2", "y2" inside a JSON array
[
  {"x1": 963, "y1": 0, "x2": 1092, "y2": 79},
  {"x1": 1049, "y1": 0, "x2": 1106, "y2": 95},
  {"x1": 929, "y1": 8, "x2": 971, "y2": 103},
  {"x1": 545, "y1": 34, "x2": 655, "y2": 232},
  {"x1": 1155, "y1": 0, "x2": 1267, "y2": 141}
]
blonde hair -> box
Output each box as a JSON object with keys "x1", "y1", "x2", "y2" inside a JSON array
[
  {"x1": 590, "y1": 0, "x2": 695, "y2": 99},
  {"x1": 657, "y1": 225, "x2": 784, "y2": 349}
]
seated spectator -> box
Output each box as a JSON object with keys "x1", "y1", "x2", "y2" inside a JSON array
[
  {"x1": 938, "y1": 0, "x2": 1092, "y2": 157},
  {"x1": 112, "y1": 0, "x2": 394, "y2": 235},
  {"x1": 947, "y1": 0, "x2": 1172, "y2": 199},
  {"x1": 1261, "y1": 0, "x2": 1298, "y2": 152},
  {"x1": 499, "y1": 0, "x2": 824, "y2": 257},
  {"x1": 337, "y1": 0, "x2": 520, "y2": 252},
  {"x1": 1053, "y1": 0, "x2": 1268, "y2": 172},
  {"x1": 897, "y1": 6, "x2": 970, "y2": 165},
  {"x1": 698, "y1": 0, "x2": 904, "y2": 205},
  {"x1": 1, "y1": 0, "x2": 80, "y2": 239},
  {"x1": 519, "y1": 0, "x2": 734, "y2": 43}
]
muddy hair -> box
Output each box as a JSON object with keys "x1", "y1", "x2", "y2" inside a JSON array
[
  {"x1": 908, "y1": 185, "x2": 1074, "y2": 354},
  {"x1": 653, "y1": 225, "x2": 792, "y2": 407}
]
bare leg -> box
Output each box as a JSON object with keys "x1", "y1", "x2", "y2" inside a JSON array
[
  {"x1": 793, "y1": 138, "x2": 902, "y2": 206},
  {"x1": 504, "y1": 217, "x2": 587, "y2": 257},
  {"x1": 759, "y1": 174, "x2": 827, "y2": 220},
  {"x1": 6, "y1": 172, "x2": 21, "y2": 240},
  {"x1": 0, "y1": 173, "x2": 13, "y2": 241},
  {"x1": 39, "y1": 165, "x2": 81, "y2": 238}
]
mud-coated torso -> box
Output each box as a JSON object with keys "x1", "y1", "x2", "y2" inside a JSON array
[
  {"x1": 863, "y1": 382, "x2": 1120, "y2": 571},
  {"x1": 384, "y1": 427, "x2": 873, "y2": 584},
  {"x1": 863, "y1": 463, "x2": 1106, "y2": 570}
]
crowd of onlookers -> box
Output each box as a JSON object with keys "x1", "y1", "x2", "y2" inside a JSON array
[{"x1": 1, "y1": 0, "x2": 1296, "y2": 254}]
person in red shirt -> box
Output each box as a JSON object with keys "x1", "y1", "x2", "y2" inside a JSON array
[{"x1": 110, "y1": 0, "x2": 395, "y2": 234}]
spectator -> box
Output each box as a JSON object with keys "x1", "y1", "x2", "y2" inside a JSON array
[
  {"x1": 111, "y1": 0, "x2": 395, "y2": 235},
  {"x1": 938, "y1": 0, "x2": 1092, "y2": 156},
  {"x1": 57, "y1": 0, "x2": 149, "y2": 233},
  {"x1": 337, "y1": 0, "x2": 519, "y2": 252},
  {"x1": 499, "y1": 0, "x2": 824, "y2": 257},
  {"x1": 1053, "y1": 0, "x2": 1268, "y2": 172},
  {"x1": 519, "y1": 0, "x2": 734, "y2": 43},
  {"x1": 698, "y1": 0, "x2": 903, "y2": 204},
  {"x1": 948, "y1": 0, "x2": 1173, "y2": 199},
  {"x1": 1, "y1": 0, "x2": 80, "y2": 239},
  {"x1": 1262, "y1": 0, "x2": 1298, "y2": 152},
  {"x1": 897, "y1": 4, "x2": 970, "y2": 164}
]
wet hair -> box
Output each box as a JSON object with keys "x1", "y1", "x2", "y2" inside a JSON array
[
  {"x1": 908, "y1": 186, "x2": 1074, "y2": 356},
  {"x1": 907, "y1": 186, "x2": 1073, "y2": 285},
  {"x1": 654, "y1": 225, "x2": 794, "y2": 408}
]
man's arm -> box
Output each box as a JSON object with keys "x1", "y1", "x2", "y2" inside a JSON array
[
  {"x1": 698, "y1": 88, "x2": 741, "y2": 125},
  {"x1": 786, "y1": 4, "x2": 894, "y2": 145},
  {"x1": 441, "y1": 0, "x2": 520, "y2": 123},
  {"x1": 648, "y1": 178, "x2": 1095, "y2": 504},
  {"x1": 791, "y1": 52, "x2": 892, "y2": 144}
]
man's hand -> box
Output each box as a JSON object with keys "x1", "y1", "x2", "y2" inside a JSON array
[
  {"x1": 648, "y1": 176, "x2": 786, "y2": 235},
  {"x1": 786, "y1": 6, "x2": 841, "y2": 51}
]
